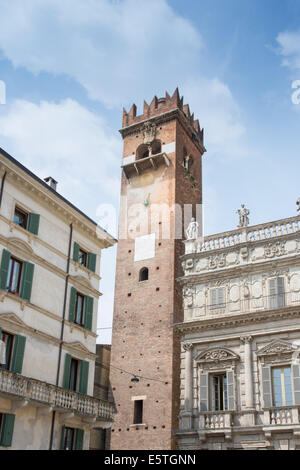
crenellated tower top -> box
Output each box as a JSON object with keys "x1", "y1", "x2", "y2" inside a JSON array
[{"x1": 122, "y1": 88, "x2": 204, "y2": 145}]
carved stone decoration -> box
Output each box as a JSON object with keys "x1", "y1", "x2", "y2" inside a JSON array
[
  {"x1": 142, "y1": 122, "x2": 156, "y2": 145},
  {"x1": 264, "y1": 241, "x2": 286, "y2": 259},
  {"x1": 208, "y1": 254, "x2": 226, "y2": 270},
  {"x1": 240, "y1": 247, "x2": 248, "y2": 260},
  {"x1": 297, "y1": 198, "x2": 300, "y2": 212},
  {"x1": 185, "y1": 218, "x2": 199, "y2": 240},
  {"x1": 183, "y1": 287, "x2": 194, "y2": 308},
  {"x1": 237, "y1": 204, "x2": 250, "y2": 228},
  {"x1": 195, "y1": 348, "x2": 240, "y2": 364},
  {"x1": 240, "y1": 336, "x2": 253, "y2": 344},
  {"x1": 256, "y1": 340, "x2": 297, "y2": 359},
  {"x1": 183, "y1": 342, "x2": 193, "y2": 352}
]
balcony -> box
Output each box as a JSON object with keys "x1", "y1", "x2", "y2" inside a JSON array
[
  {"x1": 122, "y1": 152, "x2": 170, "y2": 180},
  {"x1": 191, "y1": 214, "x2": 300, "y2": 254},
  {"x1": 178, "y1": 407, "x2": 300, "y2": 442},
  {"x1": 0, "y1": 368, "x2": 114, "y2": 426}
]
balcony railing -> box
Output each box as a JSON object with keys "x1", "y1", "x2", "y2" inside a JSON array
[
  {"x1": 0, "y1": 368, "x2": 114, "y2": 422},
  {"x1": 187, "y1": 214, "x2": 300, "y2": 254}
]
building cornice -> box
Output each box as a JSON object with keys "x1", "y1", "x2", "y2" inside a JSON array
[{"x1": 173, "y1": 305, "x2": 300, "y2": 335}]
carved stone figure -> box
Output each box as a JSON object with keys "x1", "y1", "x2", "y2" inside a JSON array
[
  {"x1": 142, "y1": 122, "x2": 156, "y2": 145},
  {"x1": 185, "y1": 217, "x2": 199, "y2": 240},
  {"x1": 297, "y1": 198, "x2": 300, "y2": 212},
  {"x1": 237, "y1": 204, "x2": 250, "y2": 228}
]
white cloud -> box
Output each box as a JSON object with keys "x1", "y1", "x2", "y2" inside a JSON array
[
  {"x1": 277, "y1": 30, "x2": 300, "y2": 70},
  {"x1": 0, "y1": 0, "x2": 202, "y2": 108},
  {"x1": 182, "y1": 77, "x2": 246, "y2": 159},
  {"x1": 0, "y1": 98, "x2": 122, "y2": 213}
]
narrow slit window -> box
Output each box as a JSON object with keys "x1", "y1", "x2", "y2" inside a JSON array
[{"x1": 133, "y1": 400, "x2": 143, "y2": 424}]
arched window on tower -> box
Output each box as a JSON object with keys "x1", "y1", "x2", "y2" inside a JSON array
[
  {"x1": 139, "y1": 267, "x2": 149, "y2": 282},
  {"x1": 137, "y1": 144, "x2": 150, "y2": 160},
  {"x1": 151, "y1": 140, "x2": 162, "y2": 155}
]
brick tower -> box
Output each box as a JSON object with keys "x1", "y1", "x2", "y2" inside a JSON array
[{"x1": 109, "y1": 89, "x2": 206, "y2": 450}]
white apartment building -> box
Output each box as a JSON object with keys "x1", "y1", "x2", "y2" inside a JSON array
[
  {"x1": 176, "y1": 208, "x2": 300, "y2": 450},
  {"x1": 0, "y1": 147, "x2": 116, "y2": 450}
]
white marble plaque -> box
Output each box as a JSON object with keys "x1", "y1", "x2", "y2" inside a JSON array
[{"x1": 134, "y1": 233, "x2": 156, "y2": 262}]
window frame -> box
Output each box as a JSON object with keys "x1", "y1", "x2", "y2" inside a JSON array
[
  {"x1": 78, "y1": 248, "x2": 88, "y2": 268},
  {"x1": 139, "y1": 267, "x2": 149, "y2": 282},
  {"x1": 272, "y1": 365, "x2": 293, "y2": 407},
  {"x1": 69, "y1": 358, "x2": 80, "y2": 392},
  {"x1": 133, "y1": 400, "x2": 144, "y2": 425},
  {"x1": 63, "y1": 427, "x2": 75, "y2": 450},
  {"x1": 74, "y1": 293, "x2": 85, "y2": 327},
  {"x1": 13, "y1": 206, "x2": 28, "y2": 230},
  {"x1": 1, "y1": 331, "x2": 14, "y2": 371},
  {"x1": 210, "y1": 373, "x2": 228, "y2": 412},
  {"x1": 210, "y1": 287, "x2": 226, "y2": 310},
  {"x1": 6, "y1": 257, "x2": 23, "y2": 295}
]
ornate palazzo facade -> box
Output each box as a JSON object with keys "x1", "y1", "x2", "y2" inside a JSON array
[{"x1": 176, "y1": 214, "x2": 300, "y2": 450}]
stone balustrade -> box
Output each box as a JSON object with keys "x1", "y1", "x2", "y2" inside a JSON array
[
  {"x1": 185, "y1": 214, "x2": 300, "y2": 255},
  {"x1": 0, "y1": 368, "x2": 114, "y2": 422}
]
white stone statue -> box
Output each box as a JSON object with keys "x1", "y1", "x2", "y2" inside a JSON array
[
  {"x1": 297, "y1": 198, "x2": 300, "y2": 212},
  {"x1": 186, "y1": 217, "x2": 199, "y2": 240},
  {"x1": 237, "y1": 204, "x2": 250, "y2": 228}
]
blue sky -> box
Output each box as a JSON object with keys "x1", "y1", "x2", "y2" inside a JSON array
[{"x1": 0, "y1": 0, "x2": 300, "y2": 343}]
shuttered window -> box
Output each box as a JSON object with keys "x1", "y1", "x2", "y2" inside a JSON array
[
  {"x1": 210, "y1": 288, "x2": 225, "y2": 309},
  {"x1": 0, "y1": 251, "x2": 34, "y2": 302},
  {"x1": 0, "y1": 414, "x2": 15, "y2": 447},
  {"x1": 272, "y1": 367, "x2": 293, "y2": 407},
  {"x1": 73, "y1": 242, "x2": 97, "y2": 273},
  {"x1": 60, "y1": 427, "x2": 84, "y2": 450},
  {"x1": 62, "y1": 354, "x2": 89, "y2": 395},
  {"x1": 69, "y1": 287, "x2": 93, "y2": 331},
  {"x1": 269, "y1": 277, "x2": 285, "y2": 309},
  {"x1": 13, "y1": 207, "x2": 40, "y2": 235}
]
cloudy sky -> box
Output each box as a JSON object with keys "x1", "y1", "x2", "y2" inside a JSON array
[{"x1": 0, "y1": 0, "x2": 300, "y2": 343}]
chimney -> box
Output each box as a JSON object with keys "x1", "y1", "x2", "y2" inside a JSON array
[{"x1": 44, "y1": 176, "x2": 58, "y2": 191}]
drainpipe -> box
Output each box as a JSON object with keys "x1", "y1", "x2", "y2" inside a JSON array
[
  {"x1": 0, "y1": 171, "x2": 7, "y2": 209},
  {"x1": 49, "y1": 222, "x2": 73, "y2": 450}
]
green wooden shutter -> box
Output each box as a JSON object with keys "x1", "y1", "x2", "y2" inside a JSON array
[
  {"x1": 84, "y1": 296, "x2": 94, "y2": 331},
  {"x1": 226, "y1": 370, "x2": 236, "y2": 411},
  {"x1": 0, "y1": 249, "x2": 11, "y2": 290},
  {"x1": 78, "y1": 360, "x2": 89, "y2": 395},
  {"x1": 292, "y1": 364, "x2": 300, "y2": 406},
  {"x1": 73, "y1": 242, "x2": 80, "y2": 263},
  {"x1": 20, "y1": 262, "x2": 34, "y2": 302},
  {"x1": 87, "y1": 253, "x2": 96, "y2": 273},
  {"x1": 28, "y1": 213, "x2": 40, "y2": 235},
  {"x1": 60, "y1": 426, "x2": 66, "y2": 450},
  {"x1": 10, "y1": 335, "x2": 26, "y2": 374},
  {"x1": 199, "y1": 372, "x2": 209, "y2": 412},
  {"x1": 75, "y1": 429, "x2": 84, "y2": 450},
  {"x1": 0, "y1": 414, "x2": 15, "y2": 447},
  {"x1": 262, "y1": 366, "x2": 272, "y2": 408},
  {"x1": 69, "y1": 287, "x2": 77, "y2": 323},
  {"x1": 62, "y1": 354, "x2": 72, "y2": 389}
]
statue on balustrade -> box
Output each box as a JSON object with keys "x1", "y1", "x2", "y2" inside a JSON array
[
  {"x1": 186, "y1": 217, "x2": 199, "y2": 240},
  {"x1": 237, "y1": 204, "x2": 250, "y2": 228}
]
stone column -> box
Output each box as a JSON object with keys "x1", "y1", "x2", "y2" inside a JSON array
[
  {"x1": 183, "y1": 342, "x2": 193, "y2": 412},
  {"x1": 241, "y1": 336, "x2": 254, "y2": 409}
]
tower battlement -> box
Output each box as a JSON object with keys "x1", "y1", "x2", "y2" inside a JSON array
[{"x1": 122, "y1": 88, "x2": 204, "y2": 143}]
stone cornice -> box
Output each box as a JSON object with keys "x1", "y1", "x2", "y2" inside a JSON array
[{"x1": 174, "y1": 305, "x2": 300, "y2": 335}]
